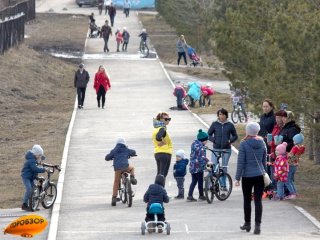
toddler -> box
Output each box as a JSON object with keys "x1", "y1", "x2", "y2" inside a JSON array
[
  {"x1": 173, "y1": 149, "x2": 189, "y2": 199},
  {"x1": 274, "y1": 142, "x2": 289, "y2": 200}
]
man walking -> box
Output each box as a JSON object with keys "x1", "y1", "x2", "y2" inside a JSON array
[
  {"x1": 108, "y1": 2, "x2": 116, "y2": 27},
  {"x1": 104, "y1": 0, "x2": 111, "y2": 15},
  {"x1": 74, "y1": 63, "x2": 90, "y2": 109},
  {"x1": 100, "y1": 20, "x2": 112, "y2": 52}
]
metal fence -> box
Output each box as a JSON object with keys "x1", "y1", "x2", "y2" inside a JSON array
[{"x1": 0, "y1": 0, "x2": 35, "y2": 54}]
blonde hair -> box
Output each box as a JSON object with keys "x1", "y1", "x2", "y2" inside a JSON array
[{"x1": 286, "y1": 111, "x2": 295, "y2": 122}]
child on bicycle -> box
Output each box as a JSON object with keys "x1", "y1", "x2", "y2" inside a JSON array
[
  {"x1": 187, "y1": 129, "x2": 209, "y2": 201},
  {"x1": 21, "y1": 144, "x2": 47, "y2": 211},
  {"x1": 144, "y1": 175, "x2": 169, "y2": 233},
  {"x1": 138, "y1": 28, "x2": 148, "y2": 48},
  {"x1": 105, "y1": 137, "x2": 137, "y2": 206},
  {"x1": 173, "y1": 150, "x2": 189, "y2": 199}
]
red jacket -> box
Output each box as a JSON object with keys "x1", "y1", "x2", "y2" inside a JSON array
[
  {"x1": 274, "y1": 154, "x2": 289, "y2": 182},
  {"x1": 201, "y1": 86, "x2": 214, "y2": 96},
  {"x1": 94, "y1": 71, "x2": 111, "y2": 94}
]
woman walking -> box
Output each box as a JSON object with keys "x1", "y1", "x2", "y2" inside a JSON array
[
  {"x1": 93, "y1": 65, "x2": 111, "y2": 109},
  {"x1": 152, "y1": 112, "x2": 173, "y2": 187},
  {"x1": 235, "y1": 122, "x2": 267, "y2": 235}
]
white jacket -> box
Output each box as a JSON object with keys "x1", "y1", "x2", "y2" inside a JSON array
[{"x1": 104, "y1": 0, "x2": 112, "y2": 6}]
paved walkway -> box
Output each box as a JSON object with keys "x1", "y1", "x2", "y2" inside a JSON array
[{"x1": 1, "y1": 1, "x2": 320, "y2": 239}]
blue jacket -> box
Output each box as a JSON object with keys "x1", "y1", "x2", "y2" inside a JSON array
[
  {"x1": 189, "y1": 140, "x2": 207, "y2": 174},
  {"x1": 105, "y1": 144, "x2": 136, "y2": 171},
  {"x1": 235, "y1": 137, "x2": 267, "y2": 181},
  {"x1": 187, "y1": 82, "x2": 201, "y2": 101},
  {"x1": 21, "y1": 151, "x2": 45, "y2": 180},
  {"x1": 173, "y1": 158, "x2": 189, "y2": 177},
  {"x1": 208, "y1": 120, "x2": 238, "y2": 149},
  {"x1": 144, "y1": 176, "x2": 169, "y2": 207}
]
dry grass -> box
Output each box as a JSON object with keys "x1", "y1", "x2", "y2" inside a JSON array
[{"x1": 0, "y1": 13, "x2": 88, "y2": 208}]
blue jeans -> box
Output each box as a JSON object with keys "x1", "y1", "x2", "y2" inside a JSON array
[
  {"x1": 277, "y1": 181, "x2": 286, "y2": 198},
  {"x1": 211, "y1": 149, "x2": 231, "y2": 187},
  {"x1": 175, "y1": 177, "x2": 185, "y2": 197},
  {"x1": 286, "y1": 165, "x2": 297, "y2": 194},
  {"x1": 22, "y1": 177, "x2": 34, "y2": 204}
]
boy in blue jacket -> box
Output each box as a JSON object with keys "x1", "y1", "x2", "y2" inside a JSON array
[
  {"x1": 21, "y1": 144, "x2": 47, "y2": 211},
  {"x1": 173, "y1": 149, "x2": 189, "y2": 199},
  {"x1": 105, "y1": 137, "x2": 137, "y2": 206},
  {"x1": 144, "y1": 175, "x2": 169, "y2": 233}
]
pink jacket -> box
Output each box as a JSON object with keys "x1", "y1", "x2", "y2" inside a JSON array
[{"x1": 201, "y1": 86, "x2": 214, "y2": 96}]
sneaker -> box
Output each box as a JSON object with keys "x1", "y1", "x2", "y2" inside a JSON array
[
  {"x1": 111, "y1": 197, "x2": 117, "y2": 206},
  {"x1": 187, "y1": 196, "x2": 197, "y2": 202},
  {"x1": 21, "y1": 203, "x2": 29, "y2": 211},
  {"x1": 78, "y1": 105, "x2": 81, "y2": 109},
  {"x1": 174, "y1": 195, "x2": 184, "y2": 199},
  {"x1": 285, "y1": 194, "x2": 297, "y2": 200},
  {"x1": 157, "y1": 224, "x2": 163, "y2": 233},
  {"x1": 130, "y1": 176, "x2": 137, "y2": 185},
  {"x1": 198, "y1": 196, "x2": 206, "y2": 201}
]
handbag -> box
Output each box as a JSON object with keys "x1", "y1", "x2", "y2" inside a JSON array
[{"x1": 253, "y1": 152, "x2": 271, "y2": 187}]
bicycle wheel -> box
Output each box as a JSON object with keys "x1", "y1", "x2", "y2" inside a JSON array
[
  {"x1": 214, "y1": 173, "x2": 233, "y2": 201},
  {"x1": 238, "y1": 110, "x2": 246, "y2": 123},
  {"x1": 125, "y1": 179, "x2": 132, "y2": 207},
  {"x1": 204, "y1": 175, "x2": 214, "y2": 204},
  {"x1": 231, "y1": 110, "x2": 239, "y2": 124},
  {"x1": 119, "y1": 180, "x2": 126, "y2": 204},
  {"x1": 41, "y1": 183, "x2": 57, "y2": 209},
  {"x1": 140, "y1": 44, "x2": 149, "y2": 58},
  {"x1": 29, "y1": 186, "x2": 41, "y2": 212}
]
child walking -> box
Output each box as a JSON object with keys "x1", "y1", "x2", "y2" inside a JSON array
[
  {"x1": 115, "y1": 28, "x2": 123, "y2": 52},
  {"x1": 187, "y1": 129, "x2": 209, "y2": 201},
  {"x1": 273, "y1": 142, "x2": 289, "y2": 200},
  {"x1": 122, "y1": 27, "x2": 130, "y2": 52},
  {"x1": 173, "y1": 149, "x2": 189, "y2": 199},
  {"x1": 105, "y1": 137, "x2": 137, "y2": 206},
  {"x1": 144, "y1": 175, "x2": 169, "y2": 233},
  {"x1": 173, "y1": 82, "x2": 187, "y2": 110},
  {"x1": 21, "y1": 144, "x2": 47, "y2": 210}
]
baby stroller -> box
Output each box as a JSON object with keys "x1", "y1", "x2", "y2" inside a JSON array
[
  {"x1": 88, "y1": 21, "x2": 101, "y2": 38},
  {"x1": 187, "y1": 46, "x2": 203, "y2": 67}
]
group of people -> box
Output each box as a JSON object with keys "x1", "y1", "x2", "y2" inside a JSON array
[
  {"x1": 173, "y1": 81, "x2": 215, "y2": 110},
  {"x1": 74, "y1": 63, "x2": 111, "y2": 109}
]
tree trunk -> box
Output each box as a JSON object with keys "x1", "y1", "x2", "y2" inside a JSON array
[
  {"x1": 314, "y1": 113, "x2": 320, "y2": 164},
  {"x1": 308, "y1": 127, "x2": 314, "y2": 161}
]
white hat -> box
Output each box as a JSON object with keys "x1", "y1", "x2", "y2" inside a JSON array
[
  {"x1": 246, "y1": 122, "x2": 260, "y2": 136},
  {"x1": 31, "y1": 144, "x2": 44, "y2": 156},
  {"x1": 176, "y1": 149, "x2": 186, "y2": 159},
  {"x1": 116, "y1": 137, "x2": 126, "y2": 145}
]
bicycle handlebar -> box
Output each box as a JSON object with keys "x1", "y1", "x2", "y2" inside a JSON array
[
  {"x1": 42, "y1": 163, "x2": 61, "y2": 171},
  {"x1": 205, "y1": 147, "x2": 229, "y2": 154}
]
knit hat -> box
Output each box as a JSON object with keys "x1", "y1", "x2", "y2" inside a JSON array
[
  {"x1": 116, "y1": 137, "x2": 126, "y2": 145},
  {"x1": 31, "y1": 144, "x2": 44, "y2": 156},
  {"x1": 155, "y1": 174, "x2": 165, "y2": 187},
  {"x1": 293, "y1": 133, "x2": 304, "y2": 144},
  {"x1": 197, "y1": 129, "x2": 208, "y2": 142},
  {"x1": 286, "y1": 111, "x2": 295, "y2": 122},
  {"x1": 276, "y1": 142, "x2": 287, "y2": 155},
  {"x1": 176, "y1": 149, "x2": 186, "y2": 159},
  {"x1": 245, "y1": 122, "x2": 260, "y2": 136}
]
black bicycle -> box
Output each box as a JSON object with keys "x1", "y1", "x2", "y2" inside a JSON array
[
  {"x1": 231, "y1": 96, "x2": 247, "y2": 124},
  {"x1": 118, "y1": 155, "x2": 137, "y2": 208},
  {"x1": 29, "y1": 162, "x2": 61, "y2": 211},
  {"x1": 139, "y1": 40, "x2": 149, "y2": 58},
  {"x1": 203, "y1": 148, "x2": 233, "y2": 203}
]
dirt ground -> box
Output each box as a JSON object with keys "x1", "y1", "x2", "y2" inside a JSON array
[
  {"x1": 0, "y1": 13, "x2": 88, "y2": 208},
  {"x1": 139, "y1": 12, "x2": 320, "y2": 221}
]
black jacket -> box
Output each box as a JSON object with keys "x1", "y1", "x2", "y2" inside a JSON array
[
  {"x1": 105, "y1": 143, "x2": 136, "y2": 171},
  {"x1": 74, "y1": 69, "x2": 89, "y2": 88},
  {"x1": 208, "y1": 121, "x2": 238, "y2": 149},
  {"x1": 279, "y1": 121, "x2": 301, "y2": 152},
  {"x1": 258, "y1": 111, "x2": 276, "y2": 138},
  {"x1": 144, "y1": 175, "x2": 169, "y2": 207}
]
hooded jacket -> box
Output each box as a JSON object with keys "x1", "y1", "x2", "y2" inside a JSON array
[
  {"x1": 235, "y1": 137, "x2": 267, "y2": 180},
  {"x1": 144, "y1": 175, "x2": 169, "y2": 207},
  {"x1": 105, "y1": 143, "x2": 136, "y2": 171},
  {"x1": 279, "y1": 121, "x2": 301, "y2": 152},
  {"x1": 207, "y1": 120, "x2": 238, "y2": 149},
  {"x1": 173, "y1": 158, "x2": 189, "y2": 177},
  {"x1": 21, "y1": 151, "x2": 45, "y2": 179},
  {"x1": 187, "y1": 82, "x2": 201, "y2": 101}
]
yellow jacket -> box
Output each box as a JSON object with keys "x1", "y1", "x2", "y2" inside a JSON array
[{"x1": 152, "y1": 127, "x2": 173, "y2": 154}]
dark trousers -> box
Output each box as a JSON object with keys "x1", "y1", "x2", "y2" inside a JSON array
[
  {"x1": 200, "y1": 95, "x2": 211, "y2": 107},
  {"x1": 105, "y1": 6, "x2": 109, "y2": 15},
  {"x1": 109, "y1": 15, "x2": 115, "y2": 27},
  {"x1": 97, "y1": 85, "x2": 106, "y2": 107},
  {"x1": 175, "y1": 177, "x2": 185, "y2": 197},
  {"x1": 122, "y1": 42, "x2": 128, "y2": 51},
  {"x1": 155, "y1": 153, "x2": 171, "y2": 181},
  {"x1": 124, "y1": 8, "x2": 129, "y2": 17},
  {"x1": 77, "y1": 87, "x2": 86, "y2": 107},
  {"x1": 242, "y1": 175, "x2": 264, "y2": 224},
  {"x1": 177, "y1": 52, "x2": 187, "y2": 65},
  {"x1": 145, "y1": 207, "x2": 165, "y2": 222},
  {"x1": 103, "y1": 36, "x2": 110, "y2": 52},
  {"x1": 188, "y1": 171, "x2": 204, "y2": 197}
]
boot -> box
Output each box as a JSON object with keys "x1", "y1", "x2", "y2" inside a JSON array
[
  {"x1": 97, "y1": 100, "x2": 100, "y2": 108},
  {"x1": 240, "y1": 222, "x2": 251, "y2": 232},
  {"x1": 254, "y1": 224, "x2": 261, "y2": 235},
  {"x1": 111, "y1": 197, "x2": 117, "y2": 206},
  {"x1": 21, "y1": 203, "x2": 29, "y2": 211}
]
